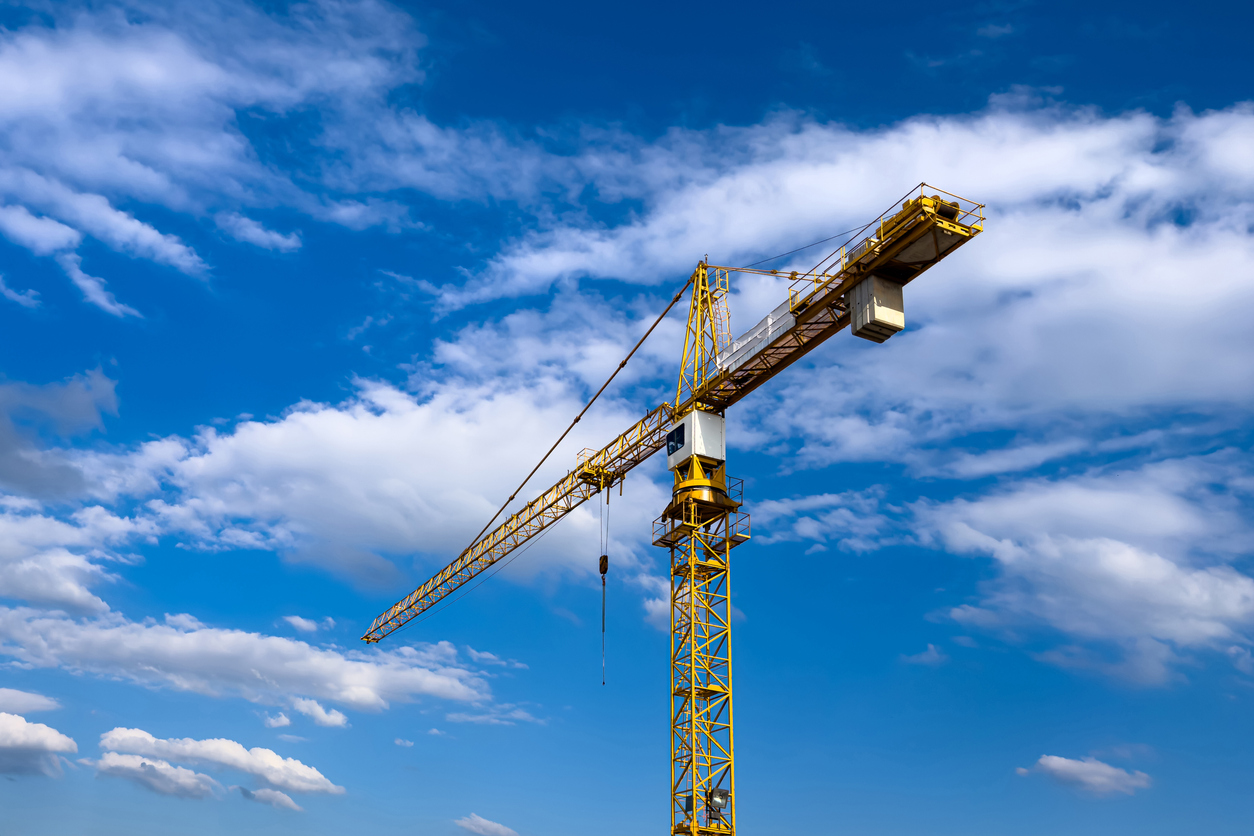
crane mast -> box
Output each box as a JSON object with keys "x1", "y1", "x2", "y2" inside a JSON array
[
  {"x1": 659, "y1": 261, "x2": 745, "y2": 835},
  {"x1": 361, "y1": 184, "x2": 985, "y2": 835}
]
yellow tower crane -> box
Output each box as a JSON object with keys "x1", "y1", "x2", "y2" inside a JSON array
[{"x1": 362, "y1": 184, "x2": 984, "y2": 836}]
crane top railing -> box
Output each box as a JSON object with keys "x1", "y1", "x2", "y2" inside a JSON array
[{"x1": 702, "y1": 183, "x2": 983, "y2": 320}]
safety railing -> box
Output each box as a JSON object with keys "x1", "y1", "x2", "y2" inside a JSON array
[
  {"x1": 705, "y1": 184, "x2": 984, "y2": 324},
  {"x1": 788, "y1": 183, "x2": 983, "y2": 311}
]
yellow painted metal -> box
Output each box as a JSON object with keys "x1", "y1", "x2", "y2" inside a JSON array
[
  {"x1": 662, "y1": 254, "x2": 748, "y2": 835},
  {"x1": 689, "y1": 184, "x2": 984, "y2": 413},
  {"x1": 361, "y1": 182, "x2": 985, "y2": 833},
  {"x1": 361, "y1": 402, "x2": 674, "y2": 641},
  {"x1": 676, "y1": 261, "x2": 732, "y2": 416},
  {"x1": 363, "y1": 184, "x2": 982, "y2": 644},
  {"x1": 655, "y1": 470, "x2": 749, "y2": 836}
]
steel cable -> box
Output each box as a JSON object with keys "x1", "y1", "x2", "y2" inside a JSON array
[{"x1": 462, "y1": 277, "x2": 693, "y2": 552}]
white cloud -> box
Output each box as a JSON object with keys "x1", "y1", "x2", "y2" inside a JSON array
[
  {"x1": 747, "y1": 451, "x2": 1254, "y2": 684},
  {"x1": 238, "y1": 785, "x2": 302, "y2": 811},
  {"x1": 0, "y1": 0, "x2": 1244, "y2": 388},
  {"x1": 394, "y1": 738, "x2": 413, "y2": 747},
  {"x1": 282, "y1": 616, "x2": 319, "y2": 633},
  {"x1": 291, "y1": 698, "x2": 348, "y2": 728},
  {"x1": 0, "y1": 369, "x2": 119, "y2": 500},
  {"x1": 0, "y1": 275, "x2": 39, "y2": 308},
  {"x1": 455, "y1": 813, "x2": 519, "y2": 836},
  {"x1": 0, "y1": 204, "x2": 80, "y2": 254},
  {"x1": 0, "y1": 0, "x2": 438, "y2": 307},
  {"x1": 55, "y1": 252, "x2": 140, "y2": 318},
  {"x1": 917, "y1": 453, "x2": 1254, "y2": 683},
  {"x1": 28, "y1": 293, "x2": 678, "y2": 617},
  {"x1": 216, "y1": 213, "x2": 301, "y2": 252},
  {"x1": 1017, "y1": 754, "x2": 1152, "y2": 796},
  {"x1": 446, "y1": 703, "x2": 542, "y2": 726},
  {"x1": 16, "y1": 45, "x2": 1254, "y2": 644},
  {"x1": 466, "y1": 648, "x2": 528, "y2": 669},
  {"x1": 91, "y1": 752, "x2": 219, "y2": 798},
  {"x1": 752, "y1": 489, "x2": 892, "y2": 553},
  {"x1": 81, "y1": 290, "x2": 677, "y2": 591},
  {"x1": 0, "y1": 607, "x2": 488, "y2": 710},
  {"x1": 0, "y1": 688, "x2": 59, "y2": 713},
  {"x1": 263, "y1": 713, "x2": 291, "y2": 729},
  {"x1": 100, "y1": 727, "x2": 343, "y2": 795},
  {"x1": 404, "y1": 101, "x2": 1254, "y2": 489},
  {"x1": 0, "y1": 169, "x2": 205, "y2": 275},
  {"x1": 0, "y1": 711, "x2": 77, "y2": 776},
  {"x1": 901, "y1": 644, "x2": 948, "y2": 666},
  {"x1": 435, "y1": 105, "x2": 1160, "y2": 305},
  {"x1": 0, "y1": 6, "x2": 1252, "y2": 705},
  {"x1": 164, "y1": 613, "x2": 206, "y2": 631},
  {"x1": 977, "y1": 23, "x2": 1014, "y2": 38},
  {"x1": 110, "y1": 373, "x2": 667, "y2": 585},
  {"x1": 0, "y1": 501, "x2": 151, "y2": 613}
]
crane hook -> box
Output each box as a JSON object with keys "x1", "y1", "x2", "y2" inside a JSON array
[{"x1": 600, "y1": 553, "x2": 608, "y2": 685}]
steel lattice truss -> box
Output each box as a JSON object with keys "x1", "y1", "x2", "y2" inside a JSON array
[
  {"x1": 665, "y1": 502, "x2": 749, "y2": 836},
  {"x1": 362, "y1": 402, "x2": 675, "y2": 641},
  {"x1": 361, "y1": 183, "x2": 985, "y2": 836},
  {"x1": 364, "y1": 185, "x2": 982, "y2": 645}
]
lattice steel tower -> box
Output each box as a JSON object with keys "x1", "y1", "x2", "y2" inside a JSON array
[{"x1": 653, "y1": 263, "x2": 750, "y2": 835}]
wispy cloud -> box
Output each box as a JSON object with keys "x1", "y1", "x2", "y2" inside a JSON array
[
  {"x1": 977, "y1": 23, "x2": 1014, "y2": 38},
  {"x1": 0, "y1": 688, "x2": 60, "y2": 714},
  {"x1": 455, "y1": 813, "x2": 519, "y2": 836},
  {"x1": 282, "y1": 616, "x2": 319, "y2": 633},
  {"x1": 1017, "y1": 754, "x2": 1152, "y2": 796},
  {"x1": 291, "y1": 698, "x2": 349, "y2": 728},
  {"x1": 0, "y1": 275, "x2": 39, "y2": 308},
  {"x1": 901, "y1": 644, "x2": 948, "y2": 666},
  {"x1": 216, "y1": 213, "x2": 301, "y2": 252},
  {"x1": 446, "y1": 703, "x2": 543, "y2": 726}
]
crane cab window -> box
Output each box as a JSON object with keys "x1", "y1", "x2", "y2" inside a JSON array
[{"x1": 666, "y1": 424, "x2": 685, "y2": 456}]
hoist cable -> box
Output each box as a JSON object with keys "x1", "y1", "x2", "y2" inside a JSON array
[
  {"x1": 799, "y1": 183, "x2": 932, "y2": 278},
  {"x1": 463, "y1": 277, "x2": 694, "y2": 553},
  {"x1": 601, "y1": 488, "x2": 611, "y2": 685},
  {"x1": 740, "y1": 225, "x2": 863, "y2": 269},
  {"x1": 601, "y1": 564, "x2": 607, "y2": 685}
]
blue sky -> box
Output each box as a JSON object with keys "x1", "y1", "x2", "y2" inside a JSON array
[{"x1": 0, "y1": 1, "x2": 1253, "y2": 833}]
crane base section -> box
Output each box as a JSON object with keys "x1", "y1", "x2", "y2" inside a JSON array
[{"x1": 663, "y1": 485, "x2": 749, "y2": 836}]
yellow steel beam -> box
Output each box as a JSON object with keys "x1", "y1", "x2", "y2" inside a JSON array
[
  {"x1": 685, "y1": 184, "x2": 983, "y2": 415},
  {"x1": 362, "y1": 401, "x2": 675, "y2": 642},
  {"x1": 362, "y1": 184, "x2": 983, "y2": 644},
  {"x1": 666, "y1": 497, "x2": 747, "y2": 836}
]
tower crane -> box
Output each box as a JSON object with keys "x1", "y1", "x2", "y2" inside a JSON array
[{"x1": 362, "y1": 184, "x2": 984, "y2": 836}]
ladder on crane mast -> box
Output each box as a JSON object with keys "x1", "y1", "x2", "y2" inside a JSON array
[{"x1": 361, "y1": 184, "x2": 984, "y2": 836}]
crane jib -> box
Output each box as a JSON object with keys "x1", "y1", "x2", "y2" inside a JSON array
[
  {"x1": 362, "y1": 402, "x2": 676, "y2": 641},
  {"x1": 362, "y1": 184, "x2": 984, "y2": 644}
]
